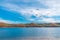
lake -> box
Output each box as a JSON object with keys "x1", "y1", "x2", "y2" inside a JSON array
[{"x1": 0, "y1": 27, "x2": 60, "y2": 40}]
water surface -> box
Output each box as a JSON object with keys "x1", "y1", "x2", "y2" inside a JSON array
[{"x1": 0, "y1": 27, "x2": 60, "y2": 40}]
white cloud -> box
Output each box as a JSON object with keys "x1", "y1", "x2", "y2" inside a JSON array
[
  {"x1": 40, "y1": 0, "x2": 60, "y2": 16},
  {"x1": 20, "y1": 8, "x2": 58, "y2": 17},
  {"x1": 0, "y1": 18, "x2": 20, "y2": 24},
  {"x1": 1, "y1": 3, "x2": 59, "y2": 17},
  {"x1": 1, "y1": 0, "x2": 60, "y2": 16},
  {"x1": 0, "y1": 0, "x2": 60, "y2": 23},
  {"x1": 0, "y1": 3, "x2": 22, "y2": 12},
  {"x1": 42, "y1": 18, "x2": 56, "y2": 23}
]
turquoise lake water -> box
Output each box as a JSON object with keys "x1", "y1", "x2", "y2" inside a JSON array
[{"x1": 0, "y1": 27, "x2": 60, "y2": 40}]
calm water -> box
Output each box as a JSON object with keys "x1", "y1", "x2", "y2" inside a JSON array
[{"x1": 0, "y1": 27, "x2": 60, "y2": 40}]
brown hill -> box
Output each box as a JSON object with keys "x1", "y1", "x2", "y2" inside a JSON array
[{"x1": 0, "y1": 22, "x2": 59, "y2": 27}]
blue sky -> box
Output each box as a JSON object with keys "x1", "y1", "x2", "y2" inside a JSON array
[{"x1": 0, "y1": 0, "x2": 60, "y2": 24}]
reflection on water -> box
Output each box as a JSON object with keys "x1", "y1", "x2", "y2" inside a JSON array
[{"x1": 0, "y1": 27, "x2": 60, "y2": 40}]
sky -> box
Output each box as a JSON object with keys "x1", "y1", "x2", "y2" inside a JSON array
[{"x1": 0, "y1": 0, "x2": 60, "y2": 24}]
